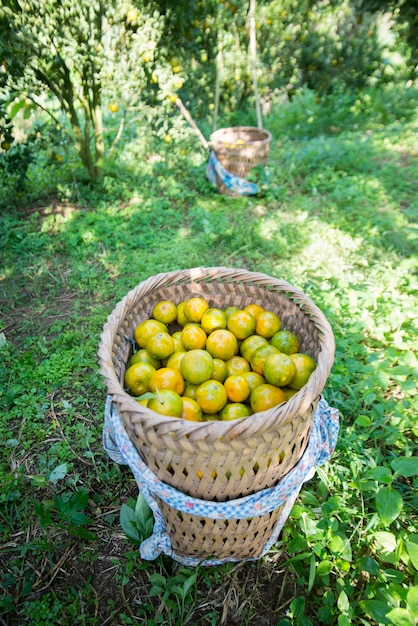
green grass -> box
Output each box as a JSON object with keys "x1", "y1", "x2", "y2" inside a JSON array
[{"x1": 0, "y1": 86, "x2": 417, "y2": 625}]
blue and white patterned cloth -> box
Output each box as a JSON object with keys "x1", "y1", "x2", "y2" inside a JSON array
[
  {"x1": 103, "y1": 396, "x2": 339, "y2": 566},
  {"x1": 206, "y1": 150, "x2": 259, "y2": 196}
]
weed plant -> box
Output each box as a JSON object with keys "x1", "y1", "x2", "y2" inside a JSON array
[{"x1": 0, "y1": 85, "x2": 417, "y2": 625}]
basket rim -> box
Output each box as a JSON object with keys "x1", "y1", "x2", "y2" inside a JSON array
[
  {"x1": 98, "y1": 266, "x2": 335, "y2": 442},
  {"x1": 209, "y1": 126, "x2": 272, "y2": 146}
]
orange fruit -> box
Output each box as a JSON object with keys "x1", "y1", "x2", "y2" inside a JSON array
[
  {"x1": 176, "y1": 301, "x2": 189, "y2": 326},
  {"x1": 181, "y1": 324, "x2": 207, "y2": 350},
  {"x1": 205, "y1": 329, "x2": 238, "y2": 361},
  {"x1": 270, "y1": 329, "x2": 299, "y2": 355},
  {"x1": 152, "y1": 300, "x2": 178, "y2": 324},
  {"x1": 196, "y1": 379, "x2": 228, "y2": 414},
  {"x1": 263, "y1": 353, "x2": 297, "y2": 387},
  {"x1": 183, "y1": 382, "x2": 199, "y2": 400},
  {"x1": 124, "y1": 362, "x2": 156, "y2": 396},
  {"x1": 288, "y1": 353, "x2": 316, "y2": 389},
  {"x1": 240, "y1": 334, "x2": 268, "y2": 363},
  {"x1": 182, "y1": 397, "x2": 203, "y2": 422},
  {"x1": 219, "y1": 403, "x2": 251, "y2": 421},
  {"x1": 200, "y1": 308, "x2": 227, "y2": 334},
  {"x1": 134, "y1": 319, "x2": 168, "y2": 348},
  {"x1": 224, "y1": 375, "x2": 251, "y2": 403},
  {"x1": 149, "y1": 367, "x2": 185, "y2": 395},
  {"x1": 212, "y1": 358, "x2": 227, "y2": 383},
  {"x1": 242, "y1": 370, "x2": 265, "y2": 393},
  {"x1": 183, "y1": 297, "x2": 209, "y2": 323},
  {"x1": 255, "y1": 311, "x2": 282, "y2": 338},
  {"x1": 227, "y1": 310, "x2": 256, "y2": 340},
  {"x1": 172, "y1": 335, "x2": 186, "y2": 353},
  {"x1": 180, "y1": 349, "x2": 214, "y2": 385},
  {"x1": 250, "y1": 384, "x2": 287, "y2": 413},
  {"x1": 148, "y1": 389, "x2": 183, "y2": 417},
  {"x1": 250, "y1": 344, "x2": 280, "y2": 375},
  {"x1": 129, "y1": 348, "x2": 161, "y2": 369},
  {"x1": 224, "y1": 306, "x2": 239, "y2": 321},
  {"x1": 244, "y1": 303, "x2": 265, "y2": 320},
  {"x1": 146, "y1": 332, "x2": 175, "y2": 360},
  {"x1": 225, "y1": 355, "x2": 251, "y2": 377},
  {"x1": 282, "y1": 387, "x2": 299, "y2": 400},
  {"x1": 166, "y1": 351, "x2": 186, "y2": 371}
]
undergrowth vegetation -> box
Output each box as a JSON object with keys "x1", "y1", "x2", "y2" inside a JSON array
[{"x1": 0, "y1": 85, "x2": 417, "y2": 625}]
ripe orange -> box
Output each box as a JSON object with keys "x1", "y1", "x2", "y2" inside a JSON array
[
  {"x1": 225, "y1": 355, "x2": 251, "y2": 377},
  {"x1": 240, "y1": 334, "x2": 268, "y2": 363},
  {"x1": 176, "y1": 301, "x2": 189, "y2": 326},
  {"x1": 200, "y1": 308, "x2": 227, "y2": 334},
  {"x1": 146, "y1": 332, "x2": 175, "y2": 360},
  {"x1": 270, "y1": 329, "x2": 300, "y2": 355},
  {"x1": 183, "y1": 382, "x2": 199, "y2": 400},
  {"x1": 250, "y1": 384, "x2": 287, "y2": 413},
  {"x1": 148, "y1": 389, "x2": 183, "y2": 417},
  {"x1": 242, "y1": 370, "x2": 265, "y2": 393},
  {"x1": 124, "y1": 362, "x2": 156, "y2": 396},
  {"x1": 205, "y1": 329, "x2": 238, "y2": 361},
  {"x1": 166, "y1": 351, "x2": 186, "y2": 371},
  {"x1": 181, "y1": 324, "x2": 207, "y2": 350},
  {"x1": 180, "y1": 349, "x2": 214, "y2": 385},
  {"x1": 182, "y1": 397, "x2": 203, "y2": 422},
  {"x1": 227, "y1": 310, "x2": 256, "y2": 340},
  {"x1": 212, "y1": 358, "x2": 227, "y2": 383},
  {"x1": 263, "y1": 353, "x2": 297, "y2": 387},
  {"x1": 149, "y1": 367, "x2": 185, "y2": 395},
  {"x1": 134, "y1": 319, "x2": 168, "y2": 348},
  {"x1": 244, "y1": 303, "x2": 265, "y2": 320},
  {"x1": 255, "y1": 311, "x2": 282, "y2": 338},
  {"x1": 183, "y1": 297, "x2": 209, "y2": 323},
  {"x1": 224, "y1": 375, "x2": 251, "y2": 403},
  {"x1": 288, "y1": 353, "x2": 316, "y2": 389},
  {"x1": 152, "y1": 300, "x2": 178, "y2": 324},
  {"x1": 250, "y1": 344, "x2": 280, "y2": 375},
  {"x1": 196, "y1": 379, "x2": 228, "y2": 414},
  {"x1": 282, "y1": 387, "x2": 299, "y2": 400},
  {"x1": 224, "y1": 306, "x2": 239, "y2": 320},
  {"x1": 129, "y1": 348, "x2": 161, "y2": 369},
  {"x1": 219, "y1": 403, "x2": 250, "y2": 421}
]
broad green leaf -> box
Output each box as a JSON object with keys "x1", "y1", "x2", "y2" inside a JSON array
[
  {"x1": 360, "y1": 599, "x2": 391, "y2": 624},
  {"x1": 329, "y1": 533, "x2": 352, "y2": 561},
  {"x1": 337, "y1": 590, "x2": 349, "y2": 613},
  {"x1": 391, "y1": 457, "x2": 418, "y2": 478},
  {"x1": 148, "y1": 573, "x2": 166, "y2": 588},
  {"x1": 48, "y1": 463, "x2": 68, "y2": 484},
  {"x1": 120, "y1": 503, "x2": 140, "y2": 543},
  {"x1": 376, "y1": 487, "x2": 403, "y2": 525},
  {"x1": 290, "y1": 596, "x2": 305, "y2": 618},
  {"x1": 366, "y1": 466, "x2": 393, "y2": 483},
  {"x1": 317, "y1": 560, "x2": 333, "y2": 577},
  {"x1": 407, "y1": 585, "x2": 418, "y2": 616},
  {"x1": 182, "y1": 572, "x2": 197, "y2": 596},
  {"x1": 385, "y1": 608, "x2": 414, "y2": 626},
  {"x1": 375, "y1": 531, "x2": 398, "y2": 552}
]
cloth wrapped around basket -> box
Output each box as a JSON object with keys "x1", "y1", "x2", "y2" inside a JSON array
[
  {"x1": 206, "y1": 150, "x2": 259, "y2": 196},
  {"x1": 103, "y1": 396, "x2": 339, "y2": 567}
]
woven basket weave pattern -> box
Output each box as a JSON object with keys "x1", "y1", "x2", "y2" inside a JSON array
[
  {"x1": 99, "y1": 268, "x2": 334, "y2": 500},
  {"x1": 209, "y1": 126, "x2": 272, "y2": 196}
]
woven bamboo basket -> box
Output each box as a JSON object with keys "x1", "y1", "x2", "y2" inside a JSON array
[
  {"x1": 209, "y1": 126, "x2": 272, "y2": 196},
  {"x1": 99, "y1": 267, "x2": 335, "y2": 560}
]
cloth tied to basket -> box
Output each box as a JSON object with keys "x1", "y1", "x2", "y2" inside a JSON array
[
  {"x1": 103, "y1": 396, "x2": 339, "y2": 567},
  {"x1": 206, "y1": 150, "x2": 259, "y2": 196}
]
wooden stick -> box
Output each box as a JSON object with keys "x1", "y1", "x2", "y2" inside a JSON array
[
  {"x1": 175, "y1": 98, "x2": 210, "y2": 150},
  {"x1": 249, "y1": 0, "x2": 263, "y2": 129}
]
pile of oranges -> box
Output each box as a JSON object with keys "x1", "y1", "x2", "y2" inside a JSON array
[{"x1": 124, "y1": 297, "x2": 316, "y2": 421}]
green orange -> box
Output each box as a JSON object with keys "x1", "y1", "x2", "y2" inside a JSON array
[{"x1": 180, "y1": 349, "x2": 214, "y2": 385}]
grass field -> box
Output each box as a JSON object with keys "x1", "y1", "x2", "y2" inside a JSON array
[{"x1": 1, "y1": 85, "x2": 417, "y2": 625}]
